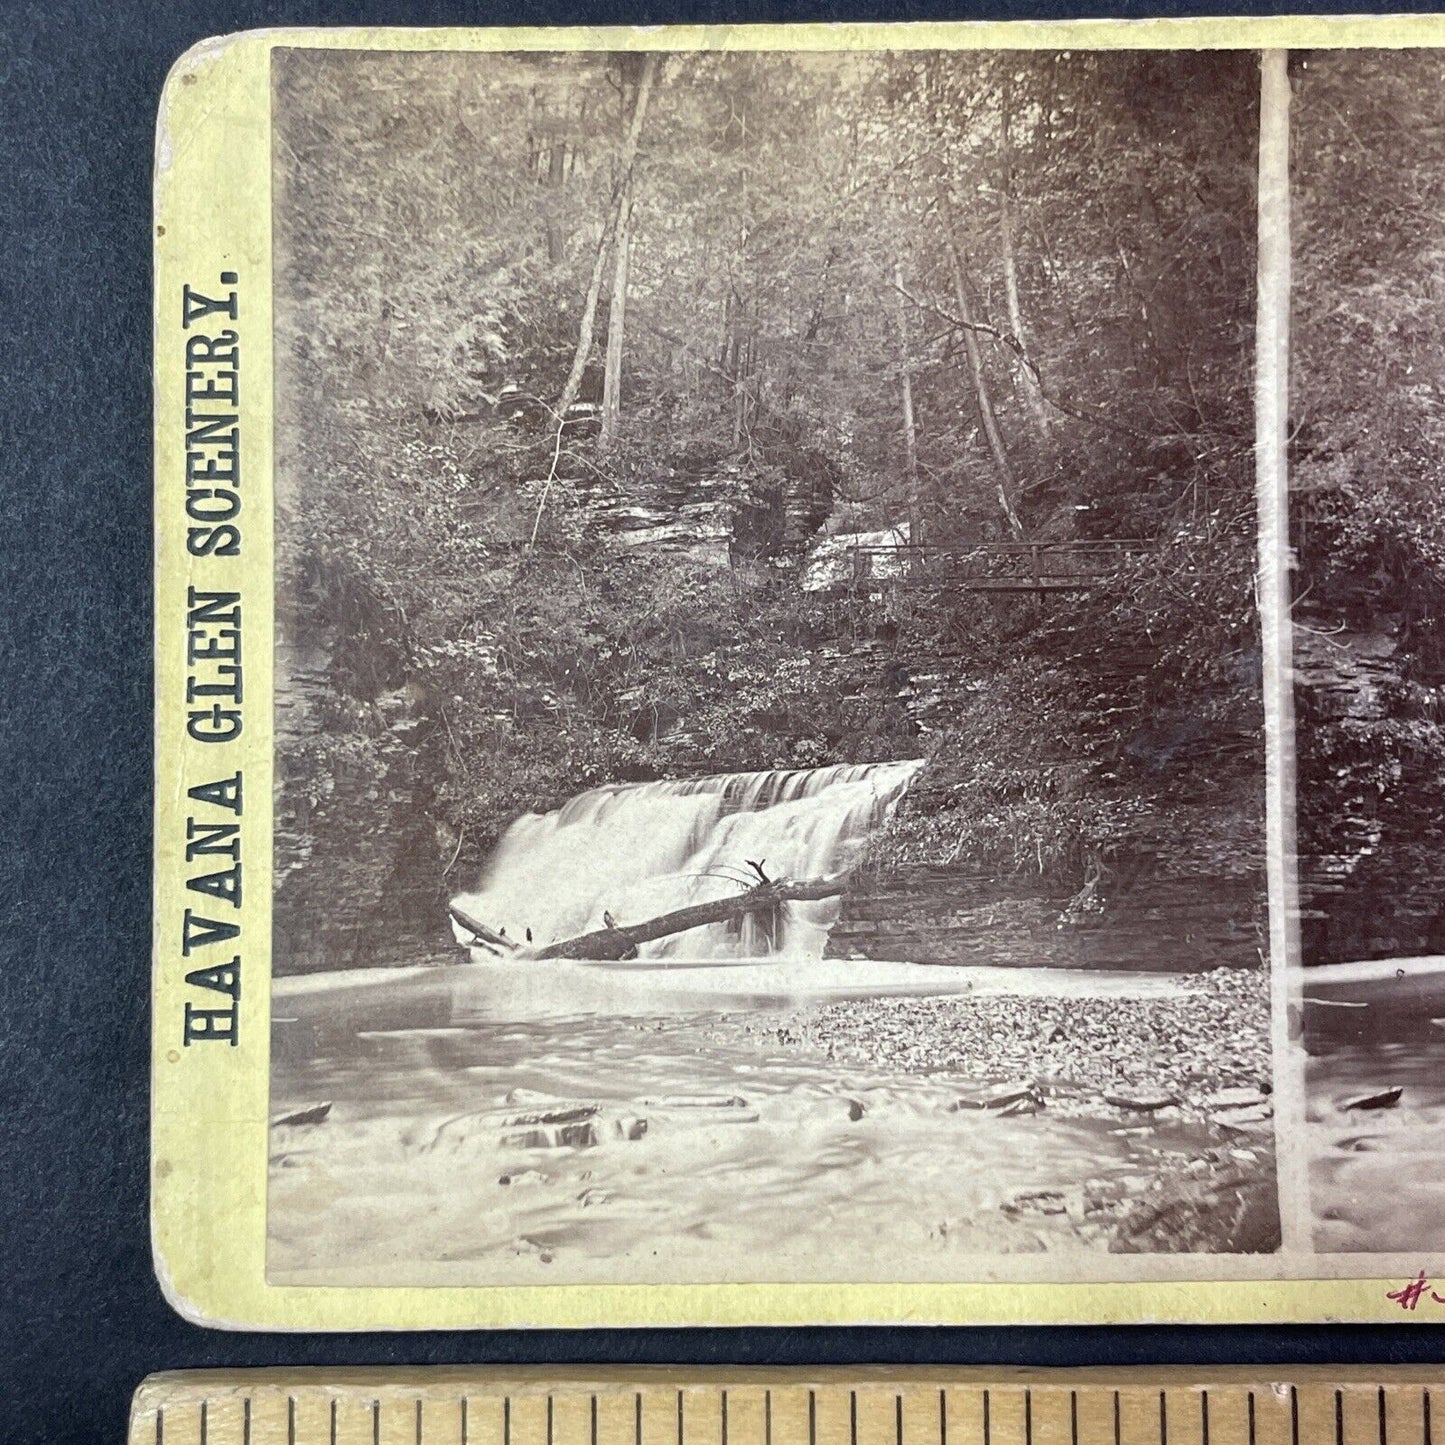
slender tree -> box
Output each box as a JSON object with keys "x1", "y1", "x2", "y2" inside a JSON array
[
  {"x1": 946, "y1": 237, "x2": 1024, "y2": 537},
  {"x1": 892, "y1": 259, "x2": 922, "y2": 547},
  {"x1": 599, "y1": 193, "x2": 633, "y2": 449},
  {"x1": 998, "y1": 73, "x2": 1049, "y2": 437},
  {"x1": 554, "y1": 55, "x2": 658, "y2": 430}
]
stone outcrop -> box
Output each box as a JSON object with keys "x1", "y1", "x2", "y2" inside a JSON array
[
  {"x1": 825, "y1": 864, "x2": 1263, "y2": 971},
  {"x1": 571, "y1": 453, "x2": 832, "y2": 566},
  {"x1": 576, "y1": 464, "x2": 736, "y2": 563},
  {"x1": 273, "y1": 628, "x2": 448, "y2": 975},
  {"x1": 1294, "y1": 613, "x2": 1445, "y2": 963}
]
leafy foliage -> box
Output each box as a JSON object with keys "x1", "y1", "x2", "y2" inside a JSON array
[
  {"x1": 270, "y1": 49, "x2": 1263, "y2": 967},
  {"x1": 1291, "y1": 52, "x2": 1445, "y2": 962}
]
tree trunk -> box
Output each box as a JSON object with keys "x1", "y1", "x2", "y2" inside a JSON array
[
  {"x1": 554, "y1": 55, "x2": 657, "y2": 431},
  {"x1": 448, "y1": 901, "x2": 520, "y2": 956},
  {"x1": 545, "y1": 139, "x2": 567, "y2": 264},
  {"x1": 998, "y1": 79, "x2": 1049, "y2": 438},
  {"x1": 599, "y1": 194, "x2": 633, "y2": 450},
  {"x1": 727, "y1": 97, "x2": 754, "y2": 452},
  {"x1": 728, "y1": 287, "x2": 753, "y2": 449},
  {"x1": 947, "y1": 238, "x2": 1024, "y2": 537},
  {"x1": 892, "y1": 260, "x2": 923, "y2": 547},
  {"x1": 530, "y1": 875, "x2": 847, "y2": 961}
]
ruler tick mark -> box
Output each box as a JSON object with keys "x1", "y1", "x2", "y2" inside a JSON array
[{"x1": 128, "y1": 1374, "x2": 1445, "y2": 1445}]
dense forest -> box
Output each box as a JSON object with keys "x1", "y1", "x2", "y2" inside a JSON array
[
  {"x1": 1291, "y1": 50, "x2": 1445, "y2": 965},
  {"x1": 271, "y1": 47, "x2": 1265, "y2": 973}
]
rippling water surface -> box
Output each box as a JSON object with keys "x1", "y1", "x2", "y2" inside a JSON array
[
  {"x1": 1305, "y1": 960, "x2": 1445, "y2": 1252},
  {"x1": 268, "y1": 957, "x2": 1215, "y2": 1284}
]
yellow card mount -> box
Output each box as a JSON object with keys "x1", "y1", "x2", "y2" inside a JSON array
[{"x1": 130, "y1": 1369, "x2": 1442, "y2": 1445}]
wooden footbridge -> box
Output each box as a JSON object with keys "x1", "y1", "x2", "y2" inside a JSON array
[{"x1": 829, "y1": 538, "x2": 1150, "y2": 595}]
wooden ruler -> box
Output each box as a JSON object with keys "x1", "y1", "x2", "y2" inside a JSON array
[{"x1": 129, "y1": 1369, "x2": 1445, "y2": 1445}]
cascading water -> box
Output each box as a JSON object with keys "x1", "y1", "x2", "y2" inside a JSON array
[{"x1": 451, "y1": 759, "x2": 923, "y2": 961}]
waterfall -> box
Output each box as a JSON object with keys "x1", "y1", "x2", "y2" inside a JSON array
[{"x1": 452, "y1": 759, "x2": 923, "y2": 961}]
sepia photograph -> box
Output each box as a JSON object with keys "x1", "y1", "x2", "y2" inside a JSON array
[
  {"x1": 1290, "y1": 49, "x2": 1445, "y2": 1255},
  {"x1": 264, "y1": 44, "x2": 1279, "y2": 1286}
]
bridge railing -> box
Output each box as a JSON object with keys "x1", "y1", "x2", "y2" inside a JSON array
[{"x1": 838, "y1": 539, "x2": 1153, "y2": 592}]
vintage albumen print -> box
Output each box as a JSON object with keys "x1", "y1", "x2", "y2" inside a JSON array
[
  {"x1": 1290, "y1": 49, "x2": 1445, "y2": 1256},
  {"x1": 261, "y1": 42, "x2": 1282, "y2": 1288}
]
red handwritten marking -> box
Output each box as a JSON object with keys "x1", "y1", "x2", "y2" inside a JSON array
[{"x1": 1386, "y1": 1272, "x2": 1445, "y2": 1310}]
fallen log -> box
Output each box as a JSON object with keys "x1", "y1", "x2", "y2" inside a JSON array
[
  {"x1": 447, "y1": 901, "x2": 520, "y2": 954},
  {"x1": 533, "y1": 875, "x2": 848, "y2": 961}
]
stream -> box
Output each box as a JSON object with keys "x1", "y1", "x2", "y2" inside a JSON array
[
  {"x1": 268, "y1": 956, "x2": 1240, "y2": 1284},
  {"x1": 1305, "y1": 957, "x2": 1445, "y2": 1253},
  {"x1": 269, "y1": 761, "x2": 1266, "y2": 1282}
]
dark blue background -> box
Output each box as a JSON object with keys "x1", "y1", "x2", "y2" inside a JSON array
[{"x1": 2, "y1": 3, "x2": 1442, "y2": 1441}]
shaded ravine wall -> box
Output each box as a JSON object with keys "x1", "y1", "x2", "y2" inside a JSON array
[
  {"x1": 1295, "y1": 618, "x2": 1445, "y2": 966},
  {"x1": 274, "y1": 632, "x2": 1266, "y2": 977},
  {"x1": 274, "y1": 629, "x2": 449, "y2": 975},
  {"x1": 826, "y1": 867, "x2": 1263, "y2": 970},
  {"x1": 272, "y1": 469, "x2": 1266, "y2": 977},
  {"x1": 271, "y1": 451, "x2": 839, "y2": 977}
]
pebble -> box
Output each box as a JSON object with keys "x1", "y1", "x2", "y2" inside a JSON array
[
  {"x1": 504, "y1": 1105, "x2": 599, "y2": 1128},
  {"x1": 272, "y1": 1101, "x2": 332, "y2": 1128},
  {"x1": 1003, "y1": 1189, "x2": 1067, "y2": 1216},
  {"x1": 951, "y1": 1084, "x2": 1041, "y2": 1111},
  {"x1": 1104, "y1": 1091, "x2": 1179, "y2": 1112},
  {"x1": 646, "y1": 1095, "x2": 748, "y2": 1109},
  {"x1": 715, "y1": 965, "x2": 1271, "y2": 1128},
  {"x1": 498, "y1": 1169, "x2": 549, "y2": 1188},
  {"x1": 1339, "y1": 1087, "x2": 1403, "y2": 1112},
  {"x1": 999, "y1": 1097, "x2": 1042, "y2": 1117},
  {"x1": 1337, "y1": 1134, "x2": 1385, "y2": 1153},
  {"x1": 501, "y1": 1121, "x2": 598, "y2": 1150},
  {"x1": 1210, "y1": 1103, "x2": 1273, "y2": 1131}
]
